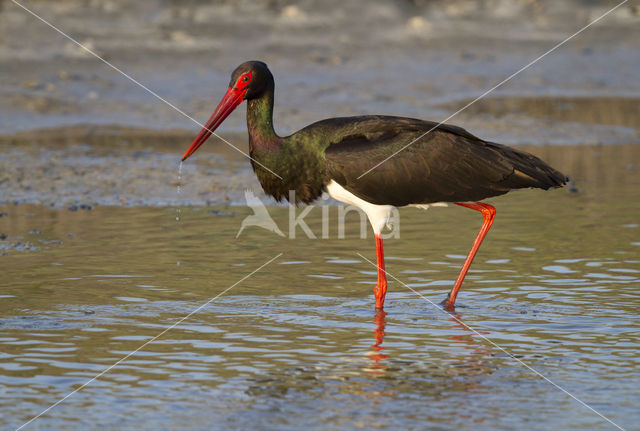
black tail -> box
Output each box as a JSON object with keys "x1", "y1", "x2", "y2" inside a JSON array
[{"x1": 489, "y1": 142, "x2": 568, "y2": 191}]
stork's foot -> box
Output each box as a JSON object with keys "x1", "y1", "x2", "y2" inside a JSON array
[
  {"x1": 374, "y1": 281, "x2": 388, "y2": 311},
  {"x1": 441, "y1": 297, "x2": 456, "y2": 312}
]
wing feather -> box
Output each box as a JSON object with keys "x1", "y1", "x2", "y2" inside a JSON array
[{"x1": 321, "y1": 116, "x2": 566, "y2": 206}]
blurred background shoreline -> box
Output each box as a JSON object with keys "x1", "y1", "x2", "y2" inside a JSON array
[{"x1": 1, "y1": 0, "x2": 639, "y2": 207}]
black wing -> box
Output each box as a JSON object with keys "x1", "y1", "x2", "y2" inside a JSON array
[{"x1": 322, "y1": 116, "x2": 567, "y2": 206}]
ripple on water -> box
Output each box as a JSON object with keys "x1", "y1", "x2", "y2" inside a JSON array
[
  {"x1": 486, "y1": 259, "x2": 510, "y2": 264},
  {"x1": 542, "y1": 265, "x2": 578, "y2": 274},
  {"x1": 114, "y1": 297, "x2": 149, "y2": 303},
  {"x1": 307, "y1": 274, "x2": 343, "y2": 280},
  {"x1": 325, "y1": 258, "x2": 361, "y2": 264}
]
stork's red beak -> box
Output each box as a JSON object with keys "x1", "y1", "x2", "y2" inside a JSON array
[{"x1": 181, "y1": 87, "x2": 246, "y2": 161}]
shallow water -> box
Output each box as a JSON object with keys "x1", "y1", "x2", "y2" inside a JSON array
[{"x1": 1, "y1": 143, "x2": 639, "y2": 430}]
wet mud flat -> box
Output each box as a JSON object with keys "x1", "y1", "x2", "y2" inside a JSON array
[
  {"x1": 1, "y1": 86, "x2": 639, "y2": 210},
  {"x1": 2, "y1": 0, "x2": 638, "y2": 212},
  {"x1": 0, "y1": 126, "x2": 261, "y2": 208}
]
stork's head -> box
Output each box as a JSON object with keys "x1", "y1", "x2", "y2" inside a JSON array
[{"x1": 181, "y1": 61, "x2": 273, "y2": 161}]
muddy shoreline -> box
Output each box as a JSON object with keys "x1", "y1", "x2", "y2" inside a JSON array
[{"x1": 1, "y1": 124, "x2": 638, "y2": 209}]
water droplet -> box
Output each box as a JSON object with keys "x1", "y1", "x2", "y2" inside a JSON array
[{"x1": 175, "y1": 161, "x2": 183, "y2": 222}]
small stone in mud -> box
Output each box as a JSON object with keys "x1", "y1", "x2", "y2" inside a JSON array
[
  {"x1": 29, "y1": 230, "x2": 42, "y2": 235},
  {"x1": 66, "y1": 233, "x2": 75, "y2": 238},
  {"x1": 4, "y1": 241, "x2": 40, "y2": 252},
  {"x1": 207, "y1": 210, "x2": 235, "y2": 216},
  {"x1": 21, "y1": 80, "x2": 42, "y2": 89},
  {"x1": 280, "y1": 5, "x2": 306, "y2": 21},
  {"x1": 407, "y1": 16, "x2": 431, "y2": 31},
  {"x1": 0, "y1": 234, "x2": 7, "y2": 240},
  {"x1": 67, "y1": 203, "x2": 93, "y2": 211},
  {"x1": 39, "y1": 239, "x2": 63, "y2": 245},
  {"x1": 0, "y1": 213, "x2": 8, "y2": 218},
  {"x1": 567, "y1": 179, "x2": 579, "y2": 193}
]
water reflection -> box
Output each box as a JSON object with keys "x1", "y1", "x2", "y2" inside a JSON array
[
  {"x1": 364, "y1": 310, "x2": 388, "y2": 375},
  {"x1": 365, "y1": 307, "x2": 497, "y2": 384},
  {"x1": 447, "y1": 310, "x2": 496, "y2": 381}
]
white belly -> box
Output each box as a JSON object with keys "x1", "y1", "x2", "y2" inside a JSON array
[{"x1": 326, "y1": 180, "x2": 394, "y2": 235}]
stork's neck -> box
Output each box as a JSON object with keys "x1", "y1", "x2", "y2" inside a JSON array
[{"x1": 246, "y1": 79, "x2": 281, "y2": 152}]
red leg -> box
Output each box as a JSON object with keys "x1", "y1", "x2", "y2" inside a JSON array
[
  {"x1": 444, "y1": 202, "x2": 496, "y2": 309},
  {"x1": 374, "y1": 234, "x2": 388, "y2": 310}
]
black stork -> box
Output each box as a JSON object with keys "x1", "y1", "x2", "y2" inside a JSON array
[{"x1": 181, "y1": 61, "x2": 567, "y2": 310}]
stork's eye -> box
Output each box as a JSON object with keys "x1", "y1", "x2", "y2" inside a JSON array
[{"x1": 236, "y1": 73, "x2": 252, "y2": 90}]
